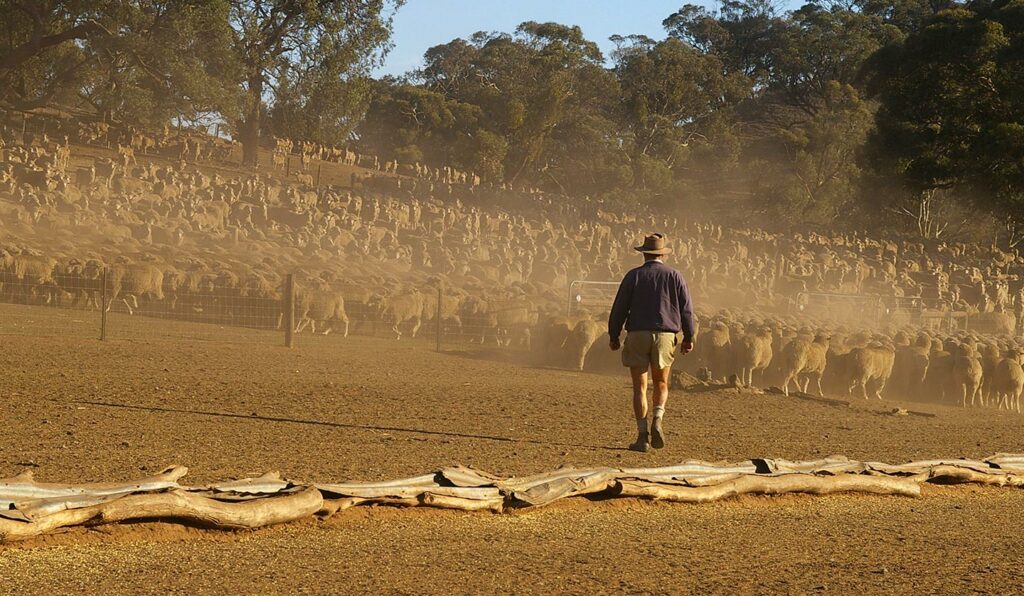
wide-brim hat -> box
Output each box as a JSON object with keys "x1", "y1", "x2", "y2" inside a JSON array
[{"x1": 634, "y1": 233, "x2": 673, "y2": 255}]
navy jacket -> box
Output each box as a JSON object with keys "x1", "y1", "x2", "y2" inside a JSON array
[{"x1": 608, "y1": 260, "x2": 695, "y2": 342}]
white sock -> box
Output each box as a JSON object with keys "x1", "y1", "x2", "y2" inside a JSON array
[
  {"x1": 653, "y1": 406, "x2": 665, "y2": 422},
  {"x1": 636, "y1": 418, "x2": 648, "y2": 434}
]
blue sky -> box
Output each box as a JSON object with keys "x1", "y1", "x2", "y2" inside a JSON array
[{"x1": 376, "y1": 0, "x2": 803, "y2": 77}]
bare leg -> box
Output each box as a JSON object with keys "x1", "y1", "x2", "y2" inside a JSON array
[
  {"x1": 630, "y1": 366, "x2": 649, "y2": 421},
  {"x1": 650, "y1": 366, "x2": 671, "y2": 409},
  {"x1": 649, "y1": 366, "x2": 671, "y2": 449}
]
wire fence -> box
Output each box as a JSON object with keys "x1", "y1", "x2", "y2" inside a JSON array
[
  {"x1": 0, "y1": 270, "x2": 286, "y2": 344},
  {"x1": 0, "y1": 269, "x2": 553, "y2": 350},
  {"x1": 2, "y1": 265, "x2": 1019, "y2": 351}
]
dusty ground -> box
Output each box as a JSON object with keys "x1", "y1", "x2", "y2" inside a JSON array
[{"x1": 1, "y1": 314, "x2": 1023, "y2": 593}]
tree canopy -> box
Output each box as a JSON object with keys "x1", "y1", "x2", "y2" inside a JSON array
[{"x1": 2, "y1": 0, "x2": 1023, "y2": 241}]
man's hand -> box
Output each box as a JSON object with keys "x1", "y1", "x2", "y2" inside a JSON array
[
  {"x1": 610, "y1": 337, "x2": 621, "y2": 351},
  {"x1": 680, "y1": 340, "x2": 693, "y2": 355}
]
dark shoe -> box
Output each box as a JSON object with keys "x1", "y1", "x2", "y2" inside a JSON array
[
  {"x1": 628, "y1": 431, "x2": 650, "y2": 453},
  {"x1": 651, "y1": 418, "x2": 665, "y2": 449}
]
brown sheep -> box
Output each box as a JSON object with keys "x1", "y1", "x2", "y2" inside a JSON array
[
  {"x1": 421, "y1": 288, "x2": 464, "y2": 340},
  {"x1": 108, "y1": 263, "x2": 165, "y2": 314},
  {"x1": 239, "y1": 272, "x2": 281, "y2": 329},
  {"x1": 978, "y1": 342, "x2": 1002, "y2": 403},
  {"x1": 696, "y1": 321, "x2": 731, "y2": 382},
  {"x1": 732, "y1": 327, "x2": 774, "y2": 387},
  {"x1": 923, "y1": 339, "x2": 955, "y2": 404},
  {"x1": 779, "y1": 336, "x2": 811, "y2": 396},
  {"x1": 533, "y1": 314, "x2": 578, "y2": 367},
  {"x1": 295, "y1": 285, "x2": 349, "y2": 336},
  {"x1": 890, "y1": 335, "x2": 931, "y2": 401},
  {"x1": 5, "y1": 253, "x2": 58, "y2": 304},
  {"x1": 494, "y1": 303, "x2": 538, "y2": 349},
  {"x1": 374, "y1": 290, "x2": 425, "y2": 340},
  {"x1": 563, "y1": 318, "x2": 605, "y2": 371},
  {"x1": 798, "y1": 334, "x2": 831, "y2": 396},
  {"x1": 951, "y1": 344, "x2": 984, "y2": 407},
  {"x1": 836, "y1": 342, "x2": 895, "y2": 400},
  {"x1": 990, "y1": 351, "x2": 1024, "y2": 413}
]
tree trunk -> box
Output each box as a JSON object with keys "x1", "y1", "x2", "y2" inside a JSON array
[{"x1": 241, "y1": 73, "x2": 263, "y2": 167}]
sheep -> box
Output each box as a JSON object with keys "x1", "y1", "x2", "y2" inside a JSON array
[
  {"x1": 3, "y1": 253, "x2": 58, "y2": 304},
  {"x1": 696, "y1": 321, "x2": 731, "y2": 382},
  {"x1": 373, "y1": 290, "x2": 425, "y2": 340},
  {"x1": 732, "y1": 327, "x2": 774, "y2": 387},
  {"x1": 836, "y1": 342, "x2": 895, "y2": 400},
  {"x1": 798, "y1": 334, "x2": 831, "y2": 396},
  {"x1": 108, "y1": 263, "x2": 165, "y2": 315},
  {"x1": 295, "y1": 284, "x2": 349, "y2": 336},
  {"x1": 951, "y1": 343, "x2": 985, "y2": 408},
  {"x1": 533, "y1": 314, "x2": 580, "y2": 368},
  {"x1": 563, "y1": 318, "x2": 605, "y2": 371},
  {"x1": 990, "y1": 350, "x2": 1024, "y2": 412},
  {"x1": 779, "y1": 336, "x2": 813, "y2": 397},
  {"x1": 890, "y1": 334, "x2": 931, "y2": 401}
]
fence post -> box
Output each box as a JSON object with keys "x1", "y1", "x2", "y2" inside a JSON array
[
  {"x1": 99, "y1": 267, "x2": 108, "y2": 340},
  {"x1": 316, "y1": 163, "x2": 322, "y2": 188},
  {"x1": 435, "y1": 284, "x2": 443, "y2": 352},
  {"x1": 285, "y1": 155, "x2": 291, "y2": 177},
  {"x1": 284, "y1": 273, "x2": 295, "y2": 348}
]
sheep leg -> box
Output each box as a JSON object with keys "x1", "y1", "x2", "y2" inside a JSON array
[
  {"x1": 815, "y1": 374, "x2": 824, "y2": 397},
  {"x1": 852, "y1": 379, "x2": 866, "y2": 400},
  {"x1": 409, "y1": 317, "x2": 421, "y2": 339},
  {"x1": 342, "y1": 320, "x2": 349, "y2": 338}
]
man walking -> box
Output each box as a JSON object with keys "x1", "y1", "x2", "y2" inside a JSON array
[{"x1": 608, "y1": 234, "x2": 695, "y2": 452}]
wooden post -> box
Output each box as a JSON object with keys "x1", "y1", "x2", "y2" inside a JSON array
[
  {"x1": 99, "y1": 267, "x2": 108, "y2": 340},
  {"x1": 284, "y1": 273, "x2": 295, "y2": 348},
  {"x1": 285, "y1": 155, "x2": 290, "y2": 177},
  {"x1": 316, "y1": 163, "x2": 322, "y2": 188},
  {"x1": 435, "y1": 284, "x2": 443, "y2": 352}
]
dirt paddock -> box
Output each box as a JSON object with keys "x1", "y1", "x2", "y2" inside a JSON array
[{"x1": 1, "y1": 326, "x2": 1023, "y2": 593}]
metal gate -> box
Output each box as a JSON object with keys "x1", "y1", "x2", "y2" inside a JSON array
[{"x1": 567, "y1": 280, "x2": 620, "y2": 317}]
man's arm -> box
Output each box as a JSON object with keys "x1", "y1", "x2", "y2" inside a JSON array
[
  {"x1": 607, "y1": 271, "x2": 634, "y2": 345},
  {"x1": 677, "y1": 274, "x2": 696, "y2": 344}
]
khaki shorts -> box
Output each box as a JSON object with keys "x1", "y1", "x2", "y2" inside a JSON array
[{"x1": 622, "y1": 331, "x2": 677, "y2": 370}]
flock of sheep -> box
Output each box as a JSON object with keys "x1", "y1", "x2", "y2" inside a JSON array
[{"x1": 1, "y1": 115, "x2": 1024, "y2": 411}]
